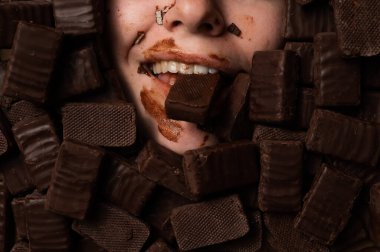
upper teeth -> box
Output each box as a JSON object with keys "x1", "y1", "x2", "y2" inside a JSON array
[{"x1": 152, "y1": 61, "x2": 218, "y2": 75}]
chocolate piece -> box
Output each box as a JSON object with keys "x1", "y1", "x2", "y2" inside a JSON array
[
  {"x1": 284, "y1": 0, "x2": 335, "y2": 41},
  {"x1": 314, "y1": 33, "x2": 361, "y2": 106},
  {"x1": 72, "y1": 203, "x2": 150, "y2": 252},
  {"x1": 155, "y1": 10, "x2": 163, "y2": 25},
  {"x1": 183, "y1": 141, "x2": 259, "y2": 198},
  {"x1": 12, "y1": 114, "x2": 60, "y2": 191},
  {"x1": 46, "y1": 140, "x2": 104, "y2": 220},
  {"x1": 146, "y1": 240, "x2": 174, "y2": 252},
  {"x1": 306, "y1": 109, "x2": 380, "y2": 166},
  {"x1": 2, "y1": 22, "x2": 62, "y2": 103},
  {"x1": 165, "y1": 74, "x2": 223, "y2": 124},
  {"x1": 250, "y1": 50, "x2": 298, "y2": 124},
  {"x1": 170, "y1": 195, "x2": 250, "y2": 251},
  {"x1": 133, "y1": 31, "x2": 146, "y2": 45},
  {"x1": 363, "y1": 56, "x2": 380, "y2": 89},
  {"x1": 11, "y1": 197, "x2": 27, "y2": 240},
  {"x1": 2, "y1": 154, "x2": 34, "y2": 195},
  {"x1": 52, "y1": 0, "x2": 104, "y2": 35},
  {"x1": 0, "y1": 1, "x2": 54, "y2": 48},
  {"x1": 0, "y1": 109, "x2": 13, "y2": 156},
  {"x1": 0, "y1": 173, "x2": 10, "y2": 252},
  {"x1": 101, "y1": 156, "x2": 156, "y2": 216},
  {"x1": 333, "y1": 0, "x2": 380, "y2": 57},
  {"x1": 252, "y1": 125, "x2": 306, "y2": 146},
  {"x1": 62, "y1": 102, "x2": 136, "y2": 147},
  {"x1": 5, "y1": 100, "x2": 45, "y2": 126},
  {"x1": 359, "y1": 92, "x2": 380, "y2": 124},
  {"x1": 284, "y1": 42, "x2": 314, "y2": 85},
  {"x1": 297, "y1": 88, "x2": 316, "y2": 129},
  {"x1": 10, "y1": 242, "x2": 29, "y2": 252},
  {"x1": 258, "y1": 140, "x2": 303, "y2": 212},
  {"x1": 369, "y1": 183, "x2": 380, "y2": 245},
  {"x1": 227, "y1": 23, "x2": 242, "y2": 36},
  {"x1": 295, "y1": 164, "x2": 362, "y2": 245}
]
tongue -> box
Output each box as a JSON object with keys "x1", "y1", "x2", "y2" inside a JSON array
[{"x1": 158, "y1": 73, "x2": 177, "y2": 86}]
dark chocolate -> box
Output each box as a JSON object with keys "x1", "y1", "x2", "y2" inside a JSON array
[
  {"x1": 0, "y1": 109, "x2": 13, "y2": 156},
  {"x1": 369, "y1": 183, "x2": 380, "y2": 245},
  {"x1": 5, "y1": 100, "x2": 45, "y2": 126},
  {"x1": 0, "y1": 173, "x2": 10, "y2": 252},
  {"x1": 296, "y1": 88, "x2": 316, "y2": 129},
  {"x1": 2, "y1": 154, "x2": 34, "y2": 195},
  {"x1": 252, "y1": 125, "x2": 306, "y2": 146},
  {"x1": 284, "y1": 42, "x2": 314, "y2": 85},
  {"x1": 11, "y1": 197, "x2": 27, "y2": 240}
]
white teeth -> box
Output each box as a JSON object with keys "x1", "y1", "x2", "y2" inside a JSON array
[
  {"x1": 193, "y1": 64, "x2": 209, "y2": 74},
  {"x1": 167, "y1": 61, "x2": 178, "y2": 73},
  {"x1": 150, "y1": 61, "x2": 218, "y2": 75},
  {"x1": 208, "y1": 68, "x2": 218, "y2": 74},
  {"x1": 161, "y1": 61, "x2": 168, "y2": 73},
  {"x1": 179, "y1": 63, "x2": 194, "y2": 74}
]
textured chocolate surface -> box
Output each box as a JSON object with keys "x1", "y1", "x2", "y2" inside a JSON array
[
  {"x1": 252, "y1": 125, "x2": 306, "y2": 146},
  {"x1": 183, "y1": 141, "x2": 259, "y2": 198},
  {"x1": 306, "y1": 109, "x2": 380, "y2": 166},
  {"x1": 170, "y1": 195, "x2": 250, "y2": 251},
  {"x1": 295, "y1": 164, "x2": 362, "y2": 245},
  {"x1": 314, "y1": 32, "x2": 361, "y2": 106},
  {"x1": 250, "y1": 50, "x2": 298, "y2": 124},
  {"x1": 259, "y1": 140, "x2": 303, "y2": 212},
  {"x1": 284, "y1": 42, "x2": 314, "y2": 85},
  {"x1": 62, "y1": 102, "x2": 136, "y2": 147},
  {"x1": 369, "y1": 183, "x2": 380, "y2": 245},
  {"x1": 0, "y1": 173, "x2": 10, "y2": 252},
  {"x1": 2, "y1": 22, "x2": 62, "y2": 103},
  {"x1": 11, "y1": 198, "x2": 27, "y2": 240},
  {"x1": 72, "y1": 203, "x2": 150, "y2": 252},
  {"x1": 5, "y1": 100, "x2": 45, "y2": 126},
  {"x1": 297, "y1": 88, "x2": 316, "y2": 129},
  {"x1": 46, "y1": 140, "x2": 104, "y2": 220},
  {"x1": 3, "y1": 154, "x2": 34, "y2": 195},
  {"x1": 0, "y1": 110, "x2": 12, "y2": 156},
  {"x1": 146, "y1": 240, "x2": 174, "y2": 252}
]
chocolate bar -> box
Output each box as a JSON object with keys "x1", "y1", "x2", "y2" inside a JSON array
[
  {"x1": 170, "y1": 195, "x2": 250, "y2": 250},
  {"x1": 0, "y1": 173, "x2": 10, "y2": 252},
  {"x1": 333, "y1": 0, "x2": 380, "y2": 56},
  {"x1": 284, "y1": 42, "x2": 314, "y2": 85},
  {"x1": 252, "y1": 125, "x2": 306, "y2": 146},
  {"x1": 62, "y1": 102, "x2": 136, "y2": 147},
  {"x1": 295, "y1": 164, "x2": 362, "y2": 245},
  {"x1": 369, "y1": 183, "x2": 380, "y2": 245},
  {"x1": 72, "y1": 203, "x2": 150, "y2": 252},
  {"x1": 183, "y1": 141, "x2": 259, "y2": 198},
  {"x1": 12, "y1": 114, "x2": 60, "y2": 191},
  {"x1": 314, "y1": 32, "x2": 361, "y2": 106},
  {"x1": 359, "y1": 92, "x2": 380, "y2": 124},
  {"x1": 258, "y1": 140, "x2": 303, "y2": 212},
  {"x1": 250, "y1": 50, "x2": 298, "y2": 124},
  {"x1": 306, "y1": 109, "x2": 380, "y2": 166},
  {"x1": 146, "y1": 240, "x2": 174, "y2": 252},
  {"x1": 297, "y1": 88, "x2": 316, "y2": 129},
  {"x1": 11, "y1": 197, "x2": 27, "y2": 240},
  {"x1": 10, "y1": 242, "x2": 29, "y2": 252},
  {"x1": 5, "y1": 100, "x2": 45, "y2": 126},
  {"x1": 46, "y1": 140, "x2": 104, "y2": 220},
  {"x1": 2, "y1": 154, "x2": 34, "y2": 195}
]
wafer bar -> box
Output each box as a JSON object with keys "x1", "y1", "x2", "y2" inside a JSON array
[
  {"x1": 284, "y1": 42, "x2": 314, "y2": 85},
  {"x1": 295, "y1": 164, "x2": 362, "y2": 245},
  {"x1": 2, "y1": 154, "x2": 34, "y2": 195},
  {"x1": 46, "y1": 140, "x2": 104, "y2": 220},
  {"x1": 369, "y1": 183, "x2": 380, "y2": 245},
  {"x1": 62, "y1": 102, "x2": 136, "y2": 147},
  {"x1": 297, "y1": 88, "x2": 316, "y2": 129},
  {"x1": 2, "y1": 22, "x2": 62, "y2": 103},
  {"x1": 183, "y1": 141, "x2": 259, "y2": 198},
  {"x1": 314, "y1": 33, "x2": 361, "y2": 106},
  {"x1": 5, "y1": 100, "x2": 45, "y2": 126},
  {"x1": 170, "y1": 195, "x2": 249, "y2": 251},
  {"x1": 250, "y1": 50, "x2": 298, "y2": 124},
  {"x1": 306, "y1": 109, "x2": 380, "y2": 166},
  {"x1": 259, "y1": 140, "x2": 303, "y2": 212},
  {"x1": 252, "y1": 125, "x2": 306, "y2": 146}
]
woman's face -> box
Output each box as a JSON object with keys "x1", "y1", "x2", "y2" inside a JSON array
[{"x1": 108, "y1": 0, "x2": 285, "y2": 154}]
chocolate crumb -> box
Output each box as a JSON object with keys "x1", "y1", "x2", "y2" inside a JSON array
[
  {"x1": 155, "y1": 10, "x2": 163, "y2": 25},
  {"x1": 227, "y1": 23, "x2": 242, "y2": 37},
  {"x1": 134, "y1": 31, "x2": 146, "y2": 45}
]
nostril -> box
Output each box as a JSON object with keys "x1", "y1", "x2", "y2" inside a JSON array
[
  {"x1": 172, "y1": 20, "x2": 182, "y2": 27},
  {"x1": 199, "y1": 23, "x2": 214, "y2": 33}
]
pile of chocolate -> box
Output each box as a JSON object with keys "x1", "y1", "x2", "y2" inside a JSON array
[{"x1": 0, "y1": 0, "x2": 380, "y2": 251}]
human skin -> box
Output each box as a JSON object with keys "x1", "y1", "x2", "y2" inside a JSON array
[{"x1": 108, "y1": 0, "x2": 285, "y2": 154}]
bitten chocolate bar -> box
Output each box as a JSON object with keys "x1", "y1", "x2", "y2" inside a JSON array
[
  {"x1": 2, "y1": 22, "x2": 62, "y2": 103},
  {"x1": 170, "y1": 195, "x2": 250, "y2": 251},
  {"x1": 183, "y1": 141, "x2": 259, "y2": 198},
  {"x1": 258, "y1": 140, "x2": 303, "y2": 212},
  {"x1": 369, "y1": 183, "x2": 380, "y2": 245},
  {"x1": 46, "y1": 140, "x2": 104, "y2": 220},
  {"x1": 306, "y1": 109, "x2": 380, "y2": 166},
  {"x1": 295, "y1": 164, "x2": 362, "y2": 245},
  {"x1": 62, "y1": 102, "x2": 136, "y2": 147},
  {"x1": 250, "y1": 50, "x2": 298, "y2": 124},
  {"x1": 314, "y1": 33, "x2": 361, "y2": 106}
]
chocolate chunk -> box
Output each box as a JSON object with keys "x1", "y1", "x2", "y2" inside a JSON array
[
  {"x1": 46, "y1": 140, "x2": 104, "y2": 220},
  {"x1": 297, "y1": 88, "x2": 316, "y2": 129},
  {"x1": 183, "y1": 141, "x2": 259, "y2": 198},
  {"x1": 369, "y1": 183, "x2": 380, "y2": 245},
  {"x1": 284, "y1": 42, "x2": 314, "y2": 85},
  {"x1": 306, "y1": 109, "x2": 380, "y2": 166},
  {"x1": 101, "y1": 156, "x2": 156, "y2": 216},
  {"x1": 359, "y1": 92, "x2": 380, "y2": 124},
  {"x1": 295, "y1": 164, "x2": 362, "y2": 245},
  {"x1": 0, "y1": 173, "x2": 10, "y2": 252},
  {"x1": 2, "y1": 22, "x2": 62, "y2": 103},
  {"x1": 332, "y1": 0, "x2": 380, "y2": 56},
  {"x1": 363, "y1": 56, "x2": 380, "y2": 89},
  {"x1": 227, "y1": 23, "x2": 242, "y2": 37},
  {"x1": 62, "y1": 102, "x2": 136, "y2": 147},
  {"x1": 10, "y1": 241, "x2": 29, "y2": 252},
  {"x1": 133, "y1": 31, "x2": 145, "y2": 45},
  {"x1": 52, "y1": 0, "x2": 104, "y2": 35},
  {"x1": 11, "y1": 197, "x2": 27, "y2": 240},
  {"x1": 72, "y1": 203, "x2": 150, "y2": 252},
  {"x1": 252, "y1": 125, "x2": 306, "y2": 146},
  {"x1": 170, "y1": 195, "x2": 250, "y2": 251},
  {"x1": 2, "y1": 154, "x2": 34, "y2": 195},
  {"x1": 258, "y1": 140, "x2": 303, "y2": 212},
  {"x1": 314, "y1": 33, "x2": 361, "y2": 106},
  {"x1": 12, "y1": 114, "x2": 60, "y2": 191},
  {"x1": 5, "y1": 100, "x2": 45, "y2": 126},
  {"x1": 250, "y1": 50, "x2": 298, "y2": 124},
  {"x1": 165, "y1": 74, "x2": 224, "y2": 124}
]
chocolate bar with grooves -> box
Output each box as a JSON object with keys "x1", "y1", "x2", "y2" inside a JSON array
[
  {"x1": 11, "y1": 197, "x2": 27, "y2": 240},
  {"x1": 284, "y1": 42, "x2": 314, "y2": 85},
  {"x1": 2, "y1": 154, "x2": 34, "y2": 195}
]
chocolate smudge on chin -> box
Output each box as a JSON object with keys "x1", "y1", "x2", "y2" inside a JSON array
[{"x1": 140, "y1": 88, "x2": 183, "y2": 142}]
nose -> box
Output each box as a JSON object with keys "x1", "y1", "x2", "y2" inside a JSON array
[{"x1": 163, "y1": 0, "x2": 225, "y2": 36}]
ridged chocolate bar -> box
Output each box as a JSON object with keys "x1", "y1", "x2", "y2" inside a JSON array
[
  {"x1": 3, "y1": 22, "x2": 62, "y2": 103},
  {"x1": 2, "y1": 154, "x2": 34, "y2": 195},
  {"x1": 72, "y1": 203, "x2": 150, "y2": 252},
  {"x1": 314, "y1": 33, "x2": 361, "y2": 106},
  {"x1": 359, "y1": 92, "x2": 380, "y2": 124},
  {"x1": 258, "y1": 140, "x2": 303, "y2": 212},
  {"x1": 5, "y1": 100, "x2": 45, "y2": 126},
  {"x1": 252, "y1": 125, "x2": 306, "y2": 146},
  {"x1": 250, "y1": 50, "x2": 298, "y2": 124},
  {"x1": 297, "y1": 88, "x2": 316, "y2": 129},
  {"x1": 62, "y1": 102, "x2": 136, "y2": 147},
  {"x1": 295, "y1": 164, "x2": 362, "y2": 245},
  {"x1": 369, "y1": 183, "x2": 380, "y2": 244},
  {"x1": 10, "y1": 242, "x2": 29, "y2": 252},
  {"x1": 11, "y1": 197, "x2": 27, "y2": 240},
  {"x1": 46, "y1": 140, "x2": 104, "y2": 220},
  {"x1": 0, "y1": 173, "x2": 10, "y2": 252},
  {"x1": 284, "y1": 42, "x2": 314, "y2": 85},
  {"x1": 183, "y1": 141, "x2": 259, "y2": 198},
  {"x1": 165, "y1": 74, "x2": 223, "y2": 124},
  {"x1": 0, "y1": 1, "x2": 54, "y2": 48},
  {"x1": 101, "y1": 156, "x2": 156, "y2": 216},
  {"x1": 306, "y1": 109, "x2": 380, "y2": 166},
  {"x1": 53, "y1": 0, "x2": 104, "y2": 35},
  {"x1": 333, "y1": 0, "x2": 380, "y2": 56},
  {"x1": 170, "y1": 195, "x2": 250, "y2": 251},
  {"x1": 12, "y1": 114, "x2": 60, "y2": 191}
]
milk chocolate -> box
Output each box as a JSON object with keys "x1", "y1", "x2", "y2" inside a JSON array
[
  {"x1": 284, "y1": 42, "x2": 314, "y2": 85},
  {"x1": 11, "y1": 197, "x2": 27, "y2": 240},
  {"x1": 2, "y1": 154, "x2": 34, "y2": 195},
  {"x1": 297, "y1": 88, "x2": 316, "y2": 129},
  {"x1": 5, "y1": 100, "x2": 45, "y2": 126},
  {"x1": 252, "y1": 125, "x2": 306, "y2": 146},
  {"x1": 369, "y1": 183, "x2": 380, "y2": 245}
]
